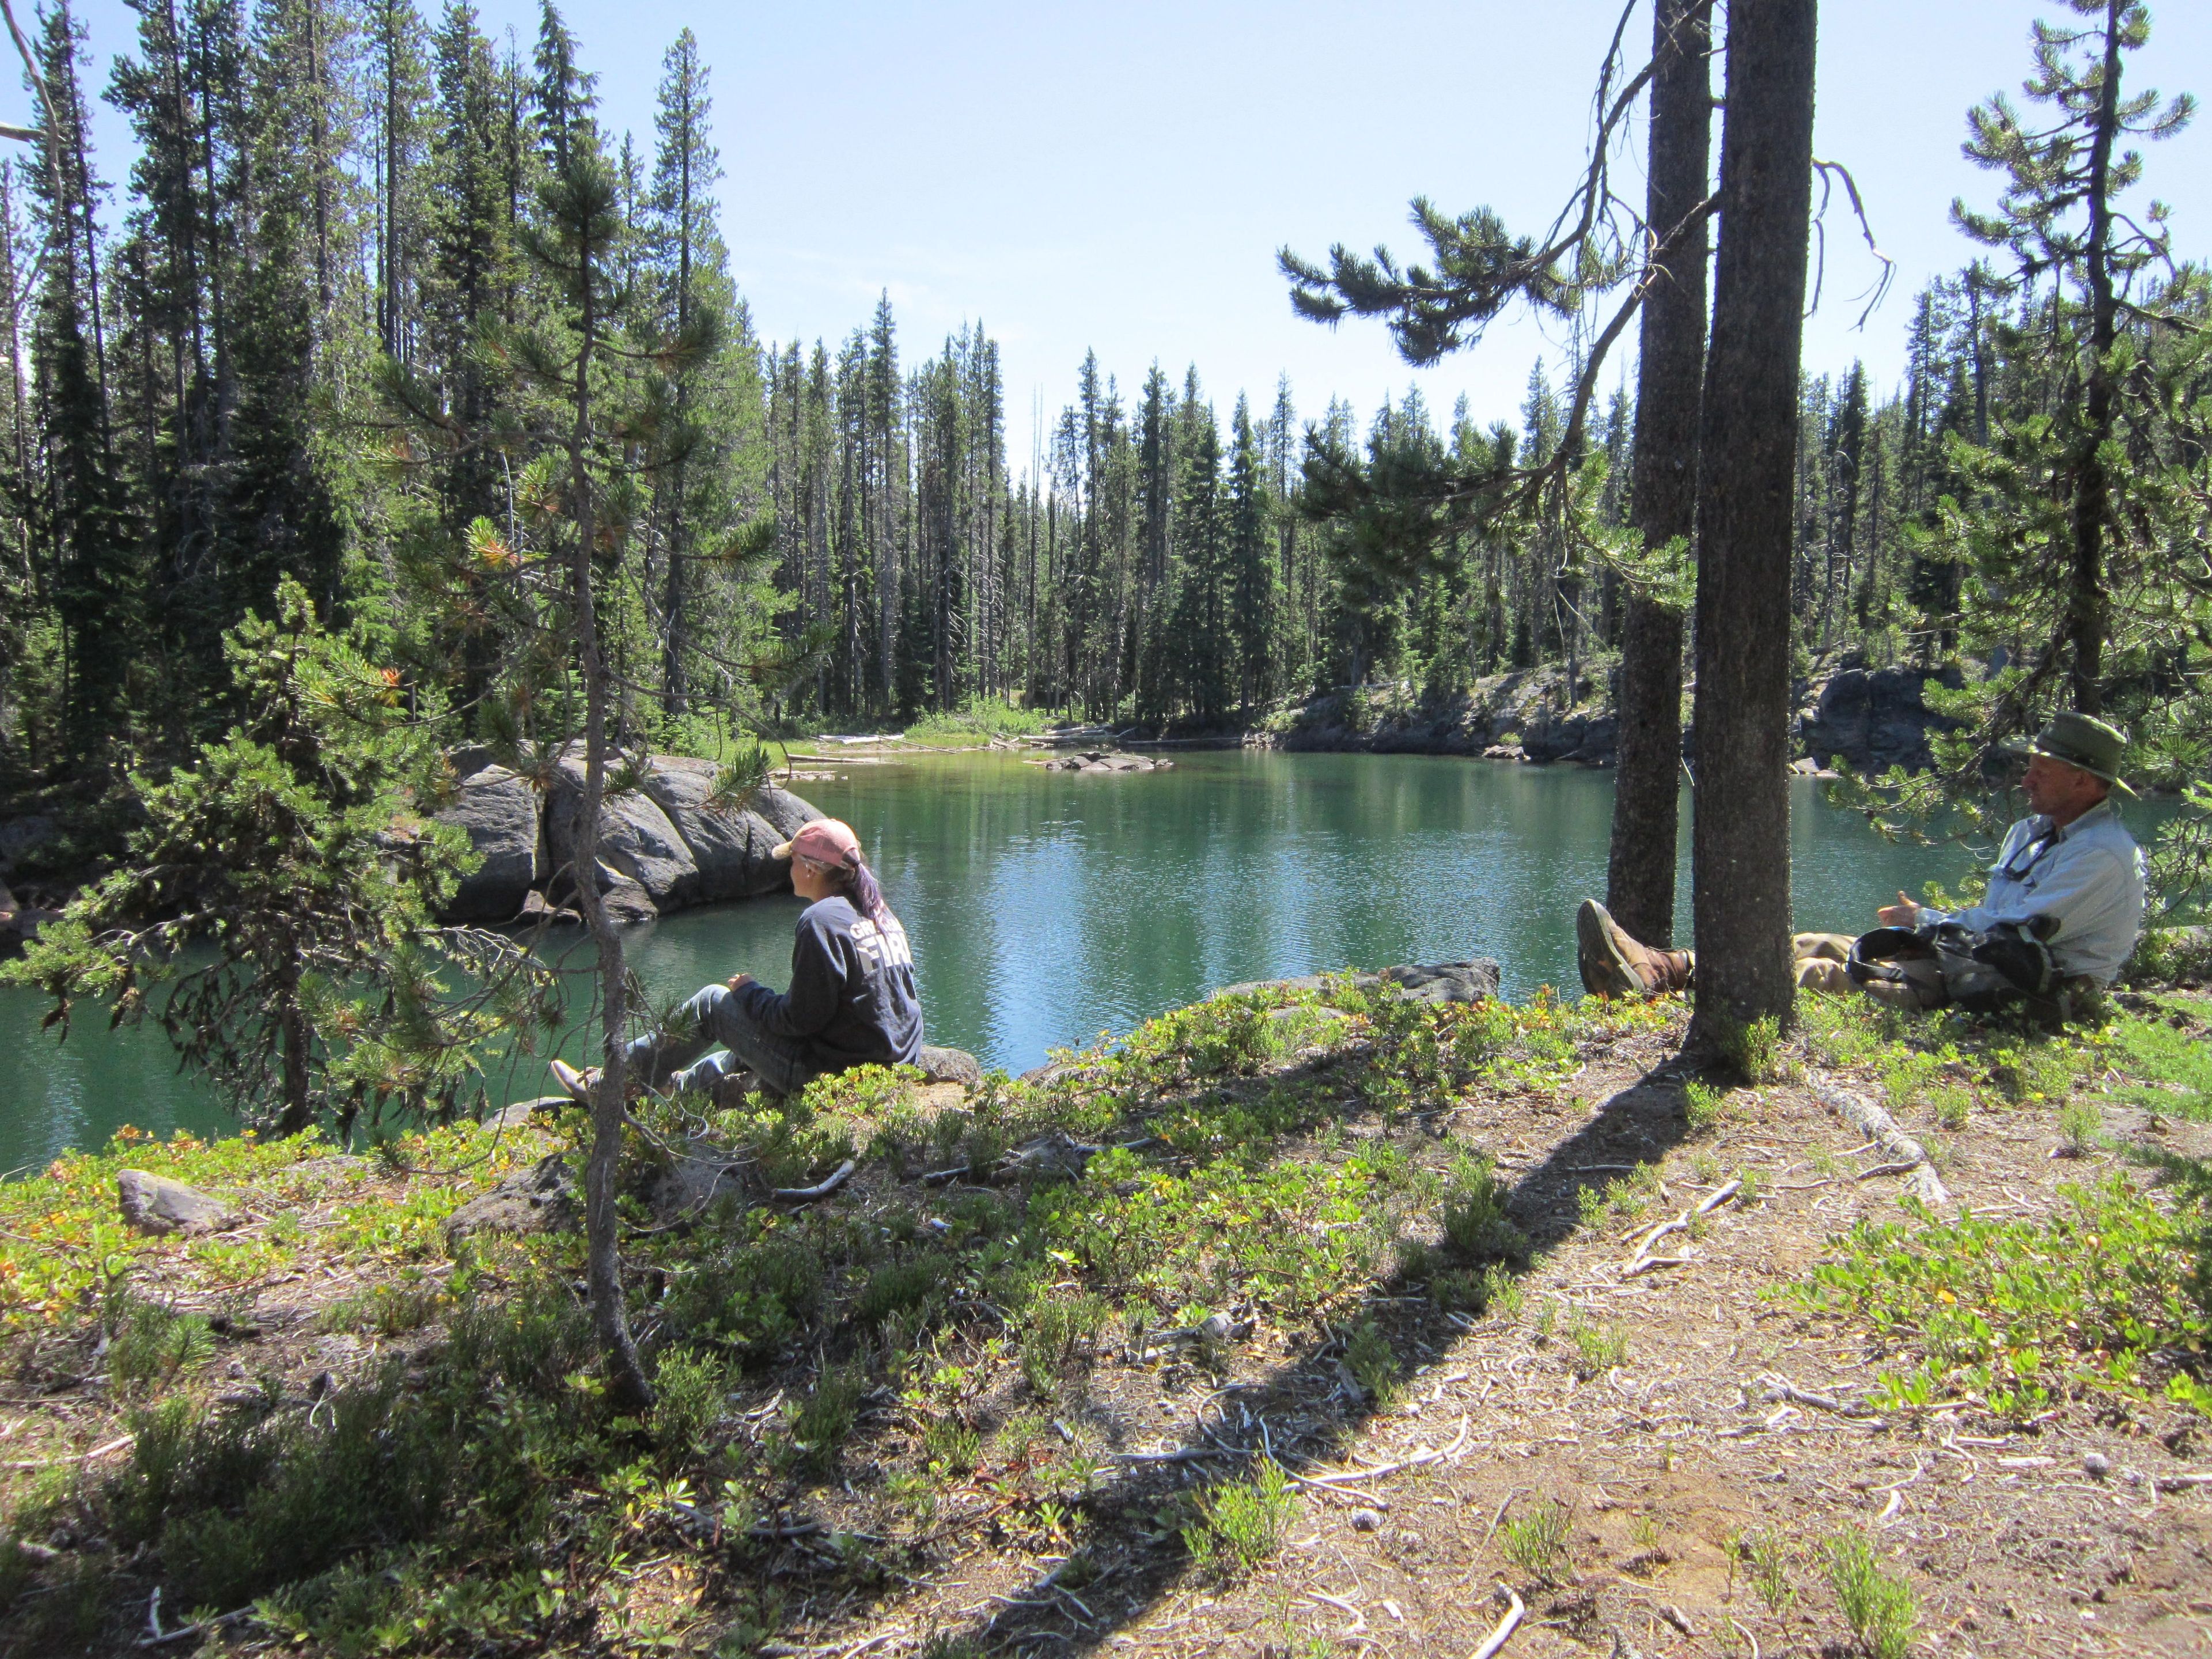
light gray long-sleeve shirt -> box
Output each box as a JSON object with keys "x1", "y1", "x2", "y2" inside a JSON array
[{"x1": 1925, "y1": 798, "x2": 2146, "y2": 985}]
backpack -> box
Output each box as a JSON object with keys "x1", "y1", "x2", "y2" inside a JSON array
[{"x1": 1847, "y1": 915, "x2": 2059, "y2": 1012}]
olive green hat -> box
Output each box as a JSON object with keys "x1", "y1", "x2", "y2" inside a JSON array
[{"x1": 2020, "y1": 711, "x2": 2135, "y2": 797}]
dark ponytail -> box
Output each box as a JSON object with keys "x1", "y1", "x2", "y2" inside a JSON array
[{"x1": 836, "y1": 853, "x2": 893, "y2": 930}]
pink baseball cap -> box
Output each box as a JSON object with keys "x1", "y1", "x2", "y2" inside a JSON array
[{"x1": 773, "y1": 817, "x2": 863, "y2": 866}]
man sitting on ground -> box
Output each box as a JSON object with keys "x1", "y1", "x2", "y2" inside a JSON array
[{"x1": 1575, "y1": 712, "x2": 2147, "y2": 1019}]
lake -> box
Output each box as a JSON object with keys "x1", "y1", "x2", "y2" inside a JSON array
[{"x1": 0, "y1": 749, "x2": 1994, "y2": 1172}]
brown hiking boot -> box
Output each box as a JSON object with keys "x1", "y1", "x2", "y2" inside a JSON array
[
  {"x1": 550, "y1": 1059, "x2": 600, "y2": 1103},
  {"x1": 1575, "y1": 899, "x2": 1694, "y2": 998}
]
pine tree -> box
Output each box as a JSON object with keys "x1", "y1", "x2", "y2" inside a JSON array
[
  {"x1": 29, "y1": 1, "x2": 134, "y2": 765},
  {"x1": 1950, "y1": 0, "x2": 2196, "y2": 717},
  {"x1": 1226, "y1": 393, "x2": 1274, "y2": 710}
]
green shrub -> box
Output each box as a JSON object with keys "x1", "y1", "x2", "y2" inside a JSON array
[
  {"x1": 1738, "y1": 1528, "x2": 1797, "y2": 1615},
  {"x1": 650, "y1": 1348, "x2": 731, "y2": 1458},
  {"x1": 1798, "y1": 1175, "x2": 2211, "y2": 1418},
  {"x1": 922, "y1": 1416, "x2": 980, "y2": 1476},
  {"x1": 790, "y1": 1365, "x2": 865, "y2": 1472},
  {"x1": 1183, "y1": 1459, "x2": 1294, "y2": 1578},
  {"x1": 2059, "y1": 1098, "x2": 2103, "y2": 1154},
  {"x1": 1683, "y1": 1080, "x2": 1728, "y2": 1131},
  {"x1": 664, "y1": 1237, "x2": 824, "y2": 1358},
  {"x1": 1825, "y1": 1528, "x2": 1916, "y2": 1659},
  {"x1": 107, "y1": 1296, "x2": 214, "y2": 1392},
  {"x1": 1341, "y1": 1319, "x2": 1400, "y2": 1404},
  {"x1": 1441, "y1": 1151, "x2": 1527, "y2": 1262},
  {"x1": 1499, "y1": 1497, "x2": 1572, "y2": 1586},
  {"x1": 1566, "y1": 1311, "x2": 1627, "y2": 1377},
  {"x1": 857, "y1": 1253, "x2": 952, "y2": 1327}
]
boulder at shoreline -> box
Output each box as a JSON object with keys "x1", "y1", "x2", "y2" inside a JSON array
[{"x1": 433, "y1": 755, "x2": 825, "y2": 926}]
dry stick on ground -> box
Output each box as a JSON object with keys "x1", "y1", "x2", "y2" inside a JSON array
[
  {"x1": 1622, "y1": 1179, "x2": 1743, "y2": 1275},
  {"x1": 772, "y1": 1160, "x2": 856, "y2": 1203},
  {"x1": 1469, "y1": 1589, "x2": 1527, "y2": 1659}
]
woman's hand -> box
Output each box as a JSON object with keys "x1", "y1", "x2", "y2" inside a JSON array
[
  {"x1": 726, "y1": 972, "x2": 755, "y2": 991},
  {"x1": 1876, "y1": 890, "x2": 1921, "y2": 928}
]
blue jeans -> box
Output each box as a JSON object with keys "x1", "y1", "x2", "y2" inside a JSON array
[{"x1": 620, "y1": 983, "x2": 817, "y2": 1099}]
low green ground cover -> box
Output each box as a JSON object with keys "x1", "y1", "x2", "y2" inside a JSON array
[
  {"x1": 0, "y1": 980, "x2": 1671, "y2": 1652},
  {"x1": 901, "y1": 698, "x2": 1058, "y2": 746},
  {"x1": 1791, "y1": 988, "x2": 2212, "y2": 1420},
  {"x1": 9, "y1": 975, "x2": 2209, "y2": 1653}
]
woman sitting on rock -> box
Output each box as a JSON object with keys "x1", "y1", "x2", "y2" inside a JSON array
[{"x1": 551, "y1": 818, "x2": 922, "y2": 1102}]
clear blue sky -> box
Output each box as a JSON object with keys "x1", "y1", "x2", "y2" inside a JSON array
[{"x1": 22, "y1": 0, "x2": 2212, "y2": 456}]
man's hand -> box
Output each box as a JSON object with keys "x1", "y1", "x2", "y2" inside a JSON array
[
  {"x1": 726, "y1": 972, "x2": 755, "y2": 991},
  {"x1": 1876, "y1": 889, "x2": 1921, "y2": 928}
]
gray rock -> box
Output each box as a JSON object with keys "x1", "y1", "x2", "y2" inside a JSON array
[
  {"x1": 1798, "y1": 665, "x2": 1963, "y2": 775},
  {"x1": 117, "y1": 1169, "x2": 233, "y2": 1236},
  {"x1": 435, "y1": 765, "x2": 544, "y2": 922},
  {"x1": 916, "y1": 1046, "x2": 983, "y2": 1087},
  {"x1": 640, "y1": 757, "x2": 790, "y2": 902},
  {"x1": 650, "y1": 1136, "x2": 749, "y2": 1222},
  {"x1": 482, "y1": 1097, "x2": 563, "y2": 1130},
  {"x1": 714, "y1": 1068, "x2": 769, "y2": 1107},
  {"x1": 0, "y1": 813, "x2": 58, "y2": 874},
  {"x1": 749, "y1": 785, "x2": 824, "y2": 843},
  {"x1": 600, "y1": 876, "x2": 659, "y2": 925},
  {"x1": 1380, "y1": 960, "x2": 1501, "y2": 1004},
  {"x1": 444, "y1": 1153, "x2": 578, "y2": 1243},
  {"x1": 546, "y1": 765, "x2": 698, "y2": 906}
]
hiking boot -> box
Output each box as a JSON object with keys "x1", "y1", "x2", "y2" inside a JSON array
[
  {"x1": 549, "y1": 1059, "x2": 600, "y2": 1103},
  {"x1": 1575, "y1": 899, "x2": 1694, "y2": 998}
]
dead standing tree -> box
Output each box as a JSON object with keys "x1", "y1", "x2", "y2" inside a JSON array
[{"x1": 1282, "y1": 0, "x2": 1720, "y2": 944}]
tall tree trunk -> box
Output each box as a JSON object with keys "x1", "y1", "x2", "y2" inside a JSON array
[
  {"x1": 2068, "y1": 0, "x2": 2123, "y2": 717},
  {"x1": 567, "y1": 249, "x2": 653, "y2": 1414},
  {"x1": 1685, "y1": 0, "x2": 1817, "y2": 1055},
  {"x1": 1604, "y1": 0, "x2": 1712, "y2": 948}
]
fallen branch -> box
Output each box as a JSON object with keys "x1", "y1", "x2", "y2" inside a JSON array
[
  {"x1": 1469, "y1": 1588, "x2": 1527, "y2": 1659},
  {"x1": 1108, "y1": 1446, "x2": 1226, "y2": 1466},
  {"x1": 1758, "y1": 1375, "x2": 1882, "y2": 1423},
  {"x1": 1282, "y1": 1467, "x2": 1389, "y2": 1505},
  {"x1": 3, "y1": 1431, "x2": 134, "y2": 1471},
  {"x1": 1622, "y1": 1179, "x2": 1742, "y2": 1275},
  {"x1": 1810, "y1": 1076, "x2": 1948, "y2": 1205},
  {"x1": 1303, "y1": 1416, "x2": 1471, "y2": 1485},
  {"x1": 772, "y1": 1160, "x2": 855, "y2": 1203}
]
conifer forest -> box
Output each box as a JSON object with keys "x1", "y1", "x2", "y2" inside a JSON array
[
  {"x1": 0, "y1": 0, "x2": 2199, "y2": 783},
  {"x1": 13, "y1": 6, "x2": 2212, "y2": 1656}
]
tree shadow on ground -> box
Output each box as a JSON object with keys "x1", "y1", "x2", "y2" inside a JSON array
[{"x1": 911, "y1": 1056, "x2": 1699, "y2": 1655}]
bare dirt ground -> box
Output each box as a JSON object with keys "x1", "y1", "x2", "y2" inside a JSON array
[{"x1": 763, "y1": 1013, "x2": 2212, "y2": 1659}]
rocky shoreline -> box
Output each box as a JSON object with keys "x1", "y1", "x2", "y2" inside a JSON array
[
  {"x1": 1247, "y1": 658, "x2": 1964, "y2": 775},
  {"x1": 435, "y1": 751, "x2": 829, "y2": 925},
  {"x1": 0, "y1": 755, "x2": 831, "y2": 953}
]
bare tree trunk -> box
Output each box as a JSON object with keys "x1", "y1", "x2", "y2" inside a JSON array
[
  {"x1": 276, "y1": 983, "x2": 312, "y2": 1136},
  {"x1": 2068, "y1": 0, "x2": 2124, "y2": 717},
  {"x1": 1685, "y1": 0, "x2": 1817, "y2": 1055},
  {"x1": 567, "y1": 244, "x2": 653, "y2": 1414},
  {"x1": 1604, "y1": 0, "x2": 1711, "y2": 948}
]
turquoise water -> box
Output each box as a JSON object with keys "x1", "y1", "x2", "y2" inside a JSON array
[{"x1": 0, "y1": 749, "x2": 2006, "y2": 1172}]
